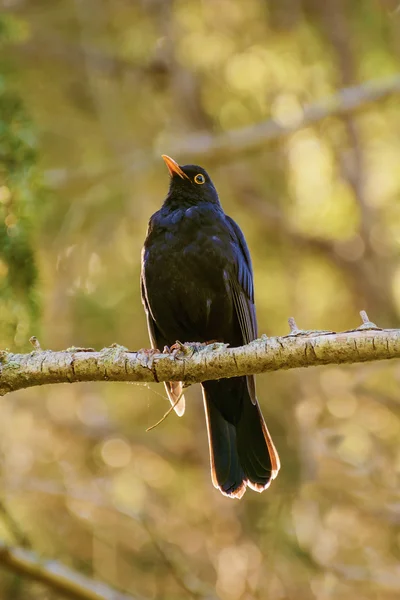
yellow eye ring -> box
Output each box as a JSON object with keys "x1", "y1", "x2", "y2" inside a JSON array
[{"x1": 194, "y1": 173, "x2": 205, "y2": 185}]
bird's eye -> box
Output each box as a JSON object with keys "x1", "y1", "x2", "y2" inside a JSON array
[{"x1": 194, "y1": 173, "x2": 205, "y2": 185}]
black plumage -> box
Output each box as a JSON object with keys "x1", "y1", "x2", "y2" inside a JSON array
[{"x1": 141, "y1": 155, "x2": 280, "y2": 498}]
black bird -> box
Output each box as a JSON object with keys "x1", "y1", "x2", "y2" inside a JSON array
[{"x1": 141, "y1": 155, "x2": 280, "y2": 498}]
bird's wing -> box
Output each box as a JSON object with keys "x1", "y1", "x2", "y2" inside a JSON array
[
  {"x1": 140, "y1": 272, "x2": 185, "y2": 416},
  {"x1": 140, "y1": 272, "x2": 159, "y2": 349},
  {"x1": 226, "y1": 216, "x2": 258, "y2": 404}
]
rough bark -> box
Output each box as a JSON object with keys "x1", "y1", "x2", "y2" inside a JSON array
[{"x1": 1, "y1": 315, "x2": 398, "y2": 397}]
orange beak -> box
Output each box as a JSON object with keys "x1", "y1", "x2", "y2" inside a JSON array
[{"x1": 162, "y1": 155, "x2": 189, "y2": 180}]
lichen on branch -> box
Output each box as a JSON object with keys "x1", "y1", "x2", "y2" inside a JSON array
[{"x1": 0, "y1": 313, "x2": 399, "y2": 397}]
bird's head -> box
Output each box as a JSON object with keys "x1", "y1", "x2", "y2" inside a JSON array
[{"x1": 162, "y1": 155, "x2": 220, "y2": 206}]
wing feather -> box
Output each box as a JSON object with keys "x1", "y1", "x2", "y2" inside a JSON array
[
  {"x1": 226, "y1": 216, "x2": 258, "y2": 404},
  {"x1": 140, "y1": 273, "x2": 185, "y2": 416}
]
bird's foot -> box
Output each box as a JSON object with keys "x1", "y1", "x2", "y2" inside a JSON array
[
  {"x1": 164, "y1": 340, "x2": 228, "y2": 360},
  {"x1": 163, "y1": 343, "x2": 182, "y2": 356},
  {"x1": 164, "y1": 341, "x2": 193, "y2": 359},
  {"x1": 137, "y1": 347, "x2": 161, "y2": 369}
]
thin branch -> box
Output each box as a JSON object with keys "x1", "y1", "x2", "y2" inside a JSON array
[
  {"x1": 42, "y1": 74, "x2": 400, "y2": 186},
  {"x1": 0, "y1": 542, "x2": 137, "y2": 600},
  {"x1": 166, "y1": 74, "x2": 400, "y2": 162},
  {"x1": 2, "y1": 480, "x2": 216, "y2": 600},
  {"x1": 1, "y1": 314, "x2": 399, "y2": 396},
  {"x1": 0, "y1": 500, "x2": 32, "y2": 549}
]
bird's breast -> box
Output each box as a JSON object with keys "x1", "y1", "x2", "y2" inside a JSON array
[
  {"x1": 142, "y1": 206, "x2": 236, "y2": 341},
  {"x1": 146, "y1": 206, "x2": 233, "y2": 270}
]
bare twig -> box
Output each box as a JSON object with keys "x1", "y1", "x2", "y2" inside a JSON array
[
  {"x1": 288, "y1": 317, "x2": 299, "y2": 334},
  {"x1": 29, "y1": 337, "x2": 42, "y2": 351},
  {"x1": 1, "y1": 316, "x2": 400, "y2": 396},
  {"x1": 360, "y1": 310, "x2": 372, "y2": 325},
  {"x1": 146, "y1": 388, "x2": 185, "y2": 432}
]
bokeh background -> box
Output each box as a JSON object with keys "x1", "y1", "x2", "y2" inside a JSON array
[{"x1": 1, "y1": 0, "x2": 400, "y2": 598}]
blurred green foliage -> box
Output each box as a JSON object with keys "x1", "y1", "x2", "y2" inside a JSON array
[
  {"x1": 0, "y1": 1, "x2": 400, "y2": 599},
  {"x1": 0, "y1": 14, "x2": 42, "y2": 350}
]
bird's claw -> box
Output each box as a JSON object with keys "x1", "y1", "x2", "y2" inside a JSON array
[
  {"x1": 137, "y1": 347, "x2": 161, "y2": 369},
  {"x1": 166, "y1": 341, "x2": 194, "y2": 360},
  {"x1": 160, "y1": 342, "x2": 191, "y2": 360},
  {"x1": 163, "y1": 342, "x2": 184, "y2": 356},
  {"x1": 163, "y1": 340, "x2": 225, "y2": 360}
]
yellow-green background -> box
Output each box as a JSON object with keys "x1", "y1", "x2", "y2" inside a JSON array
[{"x1": 1, "y1": 0, "x2": 400, "y2": 598}]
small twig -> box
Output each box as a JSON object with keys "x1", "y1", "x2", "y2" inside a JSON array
[
  {"x1": 29, "y1": 337, "x2": 42, "y2": 351},
  {"x1": 360, "y1": 310, "x2": 370, "y2": 324},
  {"x1": 0, "y1": 541, "x2": 137, "y2": 600},
  {"x1": 358, "y1": 310, "x2": 380, "y2": 330},
  {"x1": 0, "y1": 500, "x2": 31, "y2": 549},
  {"x1": 146, "y1": 390, "x2": 185, "y2": 432},
  {"x1": 3, "y1": 482, "x2": 214, "y2": 599},
  {"x1": 288, "y1": 317, "x2": 299, "y2": 334},
  {"x1": 0, "y1": 314, "x2": 399, "y2": 396}
]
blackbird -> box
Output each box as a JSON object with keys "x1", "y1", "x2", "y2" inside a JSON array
[{"x1": 141, "y1": 155, "x2": 280, "y2": 498}]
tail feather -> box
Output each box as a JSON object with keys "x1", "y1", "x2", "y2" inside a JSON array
[
  {"x1": 203, "y1": 395, "x2": 247, "y2": 498},
  {"x1": 165, "y1": 382, "x2": 185, "y2": 417},
  {"x1": 202, "y1": 377, "x2": 279, "y2": 498}
]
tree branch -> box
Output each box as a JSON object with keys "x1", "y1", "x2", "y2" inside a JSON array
[
  {"x1": 42, "y1": 74, "x2": 400, "y2": 186},
  {"x1": 1, "y1": 314, "x2": 399, "y2": 397},
  {"x1": 0, "y1": 542, "x2": 137, "y2": 600},
  {"x1": 166, "y1": 74, "x2": 400, "y2": 162}
]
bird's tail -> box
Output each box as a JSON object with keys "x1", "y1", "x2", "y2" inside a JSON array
[
  {"x1": 165, "y1": 381, "x2": 185, "y2": 416},
  {"x1": 202, "y1": 377, "x2": 280, "y2": 498}
]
